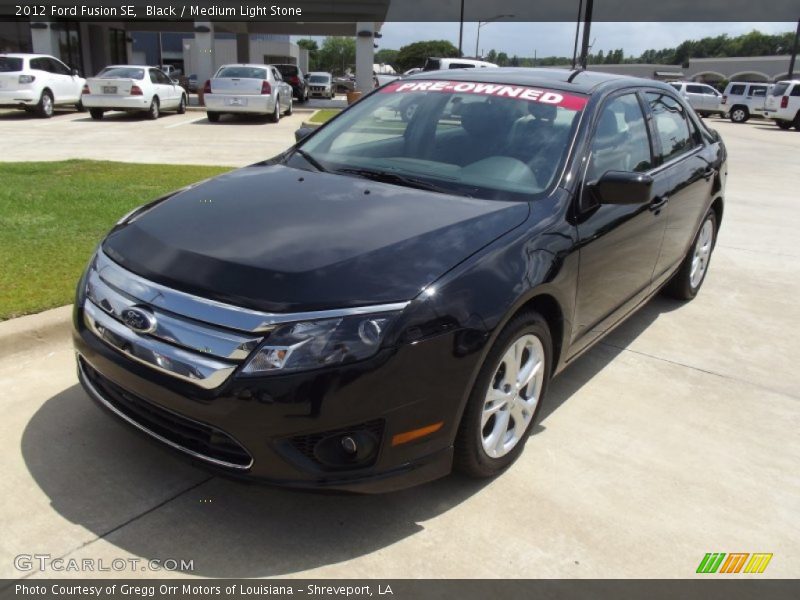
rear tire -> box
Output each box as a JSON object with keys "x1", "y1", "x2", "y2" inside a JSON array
[
  {"x1": 729, "y1": 106, "x2": 748, "y2": 123},
  {"x1": 75, "y1": 99, "x2": 86, "y2": 112},
  {"x1": 147, "y1": 97, "x2": 160, "y2": 120},
  {"x1": 37, "y1": 90, "x2": 54, "y2": 118},
  {"x1": 454, "y1": 311, "x2": 552, "y2": 479},
  {"x1": 177, "y1": 95, "x2": 187, "y2": 114},
  {"x1": 284, "y1": 96, "x2": 293, "y2": 116},
  {"x1": 89, "y1": 108, "x2": 104, "y2": 120},
  {"x1": 794, "y1": 112, "x2": 800, "y2": 131},
  {"x1": 268, "y1": 96, "x2": 280, "y2": 123},
  {"x1": 662, "y1": 210, "x2": 717, "y2": 300},
  {"x1": 206, "y1": 111, "x2": 220, "y2": 123},
  {"x1": 776, "y1": 120, "x2": 792, "y2": 130}
]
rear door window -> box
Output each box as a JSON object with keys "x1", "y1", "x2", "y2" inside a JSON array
[
  {"x1": 646, "y1": 92, "x2": 697, "y2": 163},
  {"x1": 0, "y1": 57, "x2": 23, "y2": 72},
  {"x1": 29, "y1": 57, "x2": 50, "y2": 72}
]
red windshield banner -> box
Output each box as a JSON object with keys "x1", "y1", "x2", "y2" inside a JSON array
[{"x1": 380, "y1": 80, "x2": 588, "y2": 110}]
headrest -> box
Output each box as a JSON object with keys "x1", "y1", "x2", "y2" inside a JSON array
[
  {"x1": 460, "y1": 102, "x2": 496, "y2": 136},
  {"x1": 596, "y1": 110, "x2": 619, "y2": 138},
  {"x1": 528, "y1": 102, "x2": 557, "y2": 121}
]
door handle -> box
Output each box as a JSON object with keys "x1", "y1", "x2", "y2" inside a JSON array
[{"x1": 649, "y1": 195, "x2": 669, "y2": 212}]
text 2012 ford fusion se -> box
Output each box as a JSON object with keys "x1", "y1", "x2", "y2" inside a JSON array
[{"x1": 73, "y1": 68, "x2": 726, "y2": 492}]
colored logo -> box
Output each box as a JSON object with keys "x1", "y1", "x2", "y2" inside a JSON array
[
  {"x1": 696, "y1": 553, "x2": 773, "y2": 574},
  {"x1": 121, "y1": 307, "x2": 157, "y2": 334}
]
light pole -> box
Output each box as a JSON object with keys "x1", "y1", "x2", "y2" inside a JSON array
[{"x1": 475, "y1": 14, "x2": 514, "y2": 59}]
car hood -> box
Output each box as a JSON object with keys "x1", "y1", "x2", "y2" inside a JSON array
[{"x1": 102, "y1": 164, "x2": 529, "y2": 313}]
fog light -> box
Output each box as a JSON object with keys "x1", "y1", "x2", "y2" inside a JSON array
[{"x1": 341, "y1": 436, "x2": 358, "y2": 454}]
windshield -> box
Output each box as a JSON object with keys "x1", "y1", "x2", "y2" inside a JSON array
[
  {"x1": 309, "y1": 75, "x2": 330, "y2": 83},
  {"x1": 295, "y1": 79, "x2": 587, "y2": 201},
  {"x1": 98, "y1": 67, "x2": 144, "y2": 80},
  {"x1": 216, "y1": 66, "x2": 267, "y2": 79}
]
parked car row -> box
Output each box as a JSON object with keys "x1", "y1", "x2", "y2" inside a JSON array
[{"x1": 668, "y1": 78, "x2": 800, "y2": 130}]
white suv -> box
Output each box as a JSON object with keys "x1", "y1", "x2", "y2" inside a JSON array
[
  {"x1": 763, "y1": 80, "x2": 800, "y2": 130},
  {"x1": 0, "y1": 53, "x2": 85, "y2": 117},
  {"x1": 719, "y1": 81, "x2": 772, "y2": 123},
  {"x1": 668, "y1": 82, "x2": 725, "y2": 117}
]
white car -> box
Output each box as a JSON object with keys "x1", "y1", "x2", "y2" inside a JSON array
[
  {"x1": 667, "y1": 81, "x2": 725, "y2": 117},
  {"x1": 203, "y1": 64, "x2": 293, "y2": 123},
  {"x1": 82, "y1": 65, "x2": 187, "y2": 120},
  {"x1": 0, "y1": 53, "x2": 85, "y2": 117},
  {"x1": 719, "y1": 81, "x2": 772, "y2": 123},
  {"x1": 422, "y1": 57, "x2": 499, "y2": 71},
  {"x1": 764, "y1": 80, "x2": 800, "y2": 130},
  {"x1": 307, "y1": 72, "x2": 335, "y2": 99}
]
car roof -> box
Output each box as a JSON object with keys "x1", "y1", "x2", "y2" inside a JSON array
[
  {"x1": 403, "y1": 67, "x2": 675, "y2": 95},
  {"x1": 218, "y1": 63, "x2": 271, "y2": 69},
  {"x1": 1, "y1": 53, "x2": 48, "y2": 58},
  {"x1": 308, "y1": 71, "x2": 331, "y2": 76},
  {"x1": 102, "y1": 65, "x2": 150, "y2": 69}
]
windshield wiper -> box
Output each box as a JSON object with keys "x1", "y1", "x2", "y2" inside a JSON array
[
  {"x1": 335, "y1": 167, "x2": 469, "y2": 196},
  {"x1": 293, "y1": 148, "x2": 327, "y2": 172}
]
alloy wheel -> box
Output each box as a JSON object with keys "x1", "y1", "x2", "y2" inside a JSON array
[
  {"x1": 480, "y1": 334, "x2": 545, "y2": 459},
  {"x1": 690, "y1": 218, "x2": 714, "y2": 288},
  {"x1": 42, "y1": 93, "x2": 53, "y2": 117}
]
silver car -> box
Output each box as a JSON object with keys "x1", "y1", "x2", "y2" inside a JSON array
[
  {"x1": 668, "y1": 82, "x2": 725, "y2": 118},
  {"x1": 307, "y1": 72, "x2": 335, "y2": 99},
  {"x1": 203, "y1": 64, "x2": 293, "y2": 123}
]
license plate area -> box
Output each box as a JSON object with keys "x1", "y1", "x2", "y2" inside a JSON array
[
  {"x1": 103, "y1": 86, "x2": 117, "y2": 94},
  {"x1": 227, "y1": 97, "x2": 246, "y2": 106}
]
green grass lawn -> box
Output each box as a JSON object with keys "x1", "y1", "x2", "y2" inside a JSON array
[
  {"x1": 0, "y1": 160, "x2": 231, "y2": 320},
  {"x1": 308, "y1": 108, "x2": 341, "y2": 124}
]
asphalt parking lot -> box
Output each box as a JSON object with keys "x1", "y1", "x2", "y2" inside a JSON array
[
  {"x1": 0, "y1": 95, "x2": 347, "y2": 167},
  {"x1": 0, "y1": 117, "x2": 798, "y2": 579}
]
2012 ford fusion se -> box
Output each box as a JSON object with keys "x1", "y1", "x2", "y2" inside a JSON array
[{"x1": 73, "y1": 68, "x2": 726, "y2": 492}]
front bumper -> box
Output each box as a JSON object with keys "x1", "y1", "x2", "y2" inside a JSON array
[
  {"x1": 204, "y1": 93, "x2": 273, "y2": 114},
  {"x1": 73, "y1": 302, "x2": 473, "y2": 492}
]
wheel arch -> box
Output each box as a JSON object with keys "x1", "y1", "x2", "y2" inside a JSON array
[{"x1": 710, "y1": 196, "x2": 724, "y2": 229}]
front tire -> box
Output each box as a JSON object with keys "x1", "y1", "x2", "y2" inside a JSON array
[
  {"x1": 147, "y1": 97, "x2": 160, "y2": 120},
  {"x1": 37, "y1": 90, "x2": 54, "y2": 118},
  {"x1": 662, "y1": 210, "x2": 717, "y2": 300},
  {"x1": 454, "y1": 311, "x2": 552, "y2": 478},
  {"x1": 89, "y1": 108, "x2": 104, "y2": 120}
]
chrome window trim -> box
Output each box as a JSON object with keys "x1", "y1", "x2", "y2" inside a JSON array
[
  {"x1": 95, "y1": 249, "x2": 410, "y2": 333},
  {"x1": 83, "y1": 300, "x2": 237, "y2": 389},
  {"x1": 77, "y1": 358, "x2": 253, "y2": 470}
]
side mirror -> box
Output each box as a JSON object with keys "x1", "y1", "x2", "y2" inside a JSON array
[
  {"x1": 294, "y1": 126, "x2": 315, "y2": 142},
  {"x1": 589, "y1": 171, "x2": 653, "y2": 205}
]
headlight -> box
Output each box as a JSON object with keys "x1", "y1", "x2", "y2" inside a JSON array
[{"x1": 241, "y1": 312, "x2": 399, "y2": 375}]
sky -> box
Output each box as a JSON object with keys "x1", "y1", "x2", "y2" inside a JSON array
[{"x1": 372, "y1": 22, "x2": 797, "y2": 59}]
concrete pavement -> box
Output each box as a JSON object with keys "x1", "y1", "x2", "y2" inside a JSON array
[{"x1": 0, "y1": 118, "x2": 798, "y2": 579}]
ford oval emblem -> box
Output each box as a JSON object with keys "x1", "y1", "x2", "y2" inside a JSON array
[{"x1": 121, "y1": 307, "x2": 157, "y2": 334}]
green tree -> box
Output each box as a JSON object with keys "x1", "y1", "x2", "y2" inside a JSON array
[
  {"x1": 395, "y1": 40, "x2": 460, "y2": 72},
  {"x1": 296, "y1": 38, "x2": 319, "y2": 71},
  {"x1": 486, "y1": 49, "x2": 498, "y2": 64},
  {"x1": 496, "y1": 52, "x2": 509, "y2": 66},
  {"x1": 317, "y1": 37, "x2": 356, "y2": 76},
  {"x1": 375, "y1": 48, "x2": 399, "y2": 68}
]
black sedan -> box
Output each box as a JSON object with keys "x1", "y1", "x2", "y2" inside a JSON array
[{"x1": 73, "y1": 68, "x2": 726, "y2": 492}]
